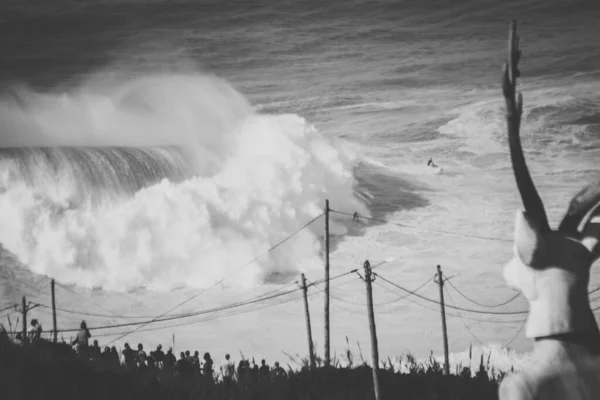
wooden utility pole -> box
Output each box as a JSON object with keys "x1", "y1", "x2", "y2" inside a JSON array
[
  {"x1": 324, "y1": 199, "x2": 330, "y2": 367},
  {"x1": 51, "y1": 279, "x2": 57, "y2": 343},
  {"x1": 17, "y1": 296, "x2": 40, "y2": 345},
  {"x1": 437, "y1": 265, "x2": 450, "y2": 375},
  {"x1": 22, "y1": 296, "x2": 27, "y2": 344},
  {"x1": 363, "y1": 260, "x2": 381, "y2": 400},
  {"x1": 300, "y1": 273, "x2": 316, "y2": 370}
]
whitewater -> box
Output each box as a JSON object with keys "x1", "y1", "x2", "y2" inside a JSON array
[
  {"x1": 0, "y1": 70, "x2": 367, "y2": 291},
  {"x1": 1, "y1": 0, "x2": 600, "y2": 372}
]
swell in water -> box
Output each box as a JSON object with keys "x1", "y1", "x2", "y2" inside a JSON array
[{"x1": 0, "y1": 67, "x2": 368, "y2": 292}]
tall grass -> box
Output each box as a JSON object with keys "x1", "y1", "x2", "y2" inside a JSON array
[{"x1": 0, "y1": 329, "x2": 502, "y2": 400}]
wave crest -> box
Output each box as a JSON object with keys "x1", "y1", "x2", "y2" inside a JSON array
[{"x1": 0, "y1": 71, "x2": 368, "y2": 291}]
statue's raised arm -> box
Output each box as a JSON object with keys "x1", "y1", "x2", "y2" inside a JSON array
[{"x1": 498, "y1": 19, "x2": 600, "y2": 400}]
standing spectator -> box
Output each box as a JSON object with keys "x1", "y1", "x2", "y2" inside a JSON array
[
  {"x1": 28, "y1": 319, "x2": 43, "y2": 343},
  {"x1": 122, "y1": 343, "x2": 136, "y2": 370},
  {"x1": 250, "y1": 358, "x2": 259, "y2": 380},
  {"x1": 72, "y1": 321, "x2": 91, "y2": 360},
  {"x1": 101, "y1": 346, "x2": 111, "y2": 366},
  {"x1": 147, "y1": 354, "x2": 155, "y2": 369},
  {"x1": 164, "y1": 348, "x2": 176, "y2": 372},
  {"x1": 90, "y1": 340, "x2": 101, "y2": 360},
  {"x1": 259, "y1": 359, "x2": 270, "y2": 380},
  {"x1": 220, "y1": 353, "x2": 235, "y2": 386},
  {"x1": 136, "y1": 343, "x2": 147, "y2": 368},
  {"x1": 192, "y1": 351, "x2": 201, "y2": 374},
  {"x1": 152, "y1": 344, "x2": 165, "y2": 368},
  {"x1": 271, "y1": 361, "x2": 287, "y2": 380},
  {"x1": 185, "y1": 350, "x2": 193, "y2": 366},
  {"x1": 176, "y1": 352, "x2": 192, "y2": 380},
  {"x1": 202, "y1": 352, "x2": 214, "y2": 381},
  {"x1": 14, "y1": 332, "x2": 23, "y2": 346},
  {"x1": 237, "y1": 360, "x2": 249, "y2": 384},
  {"x1": 110, "y1": 346, "x2": 120, "y2": 369},
  {"x1": 0, "y1": 325, "x2": 10, "y2": 348}
]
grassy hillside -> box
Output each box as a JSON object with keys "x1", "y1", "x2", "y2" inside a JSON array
[{"x1": 0, "y1": 331, "x2": 502, "y2": 400}]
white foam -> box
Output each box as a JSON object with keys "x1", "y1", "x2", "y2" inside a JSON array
[{"x1": 0, "y1": 70, "x2": 369, "y2": 292}]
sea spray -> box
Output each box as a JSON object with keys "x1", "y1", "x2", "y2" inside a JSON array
[{"x1": 0, "y1": 71, "x2": 368, "y2": 291}]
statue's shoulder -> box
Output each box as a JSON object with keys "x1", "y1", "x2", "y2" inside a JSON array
[
  {"x1": 499, "y1": 357, "x2": 600, "y2": 400},
  {"x1": 499, "y1": 371, "x2": 534, "y2": 400}
]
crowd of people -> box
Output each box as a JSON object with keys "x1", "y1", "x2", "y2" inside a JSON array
[{"x1": 8, "y1": 318, "x2": 289, "y2": 384}]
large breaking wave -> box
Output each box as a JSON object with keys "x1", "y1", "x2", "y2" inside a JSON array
[{"x1": 0, "y1": 70, "x2": 368, "y2": 291}]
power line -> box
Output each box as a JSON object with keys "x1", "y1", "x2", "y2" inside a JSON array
[
  {"x1": 330, "y1": 209, "x2": 513, "y2": 243},
  {"x1": 445, "y1": 279, "x2": 521, "y2": 308},
  {"x1": 311, "y1": 274, "x2": 434, "y2": 308},
  {"x1": 17, "y1": 276, "x2": 52, "y2": 298},
  {"x1": 304, "y1": 272, "x2": 367, "y2": 315},
  {"x1": 39, "y1": 282, "x2": 300, "y2": 320},
  {"x1": 49, "y1": 272, "x2": 349, "y2": 322},
  {"x1": 14, "y1": 288, "x2": 305, "y2": 335},
  {"x1": 92, "y1": 289, "x2": 308, "y2": 340},
  {"x1": 373, "y1": 273, "x2": 528, "y2": 315},
  {"x1": 307, "y1": 273, "x2": 356, "y2": 295},
  {"x1": 51, "y1": 214, "x2": 321, "y2": 325},
  {"x1": 99, "y1": 276, "x2": 356, "y2": 340},
  {"x1": 54, "y1": 282, "x2": 129, "y2": 319},
  {"x1": 23, "y1": 265, "x2": 360, "y2": 337},
  {"x1": 98, "y1": 253, "x2": 358, "y2": 342},
  {"x1": 502, "y1": 320, "x2": 526, "y2": 349},
  {"x1": 364, "y1": 271, "x2": 526, "y2": 348},
  {"x1": 40, "y1": 305, "x2": 159, "y2": 320},
  {"x1": 313, "y1": 289, "x2": 360, "y2": 315},
  {"x1": 371, "y1": 280, "x2": 525, "y2": 324},
  {"x1": 0, "y1": 304, "x2": 17, "y2": 314},
  {"x1": 306, "y1": 259, "x2": 392, "y2": 312},
  {"x1": 445, "y1": 281, "x2": 600, "y2": 310},
  {"x1": 6, "y1": 263, "x2": 359, "y2": 337},
  {"x1": 443, "y1": 286, "x2": 486, "y2": 347},
  {"x1": 0, "y1": 304, "x2": 20, "y2": 322},
  {"x1": 7, "y1": 288, "x2": 301, "y2": 336},
  {"x1": 105, "y1": 212, "x2": 324, "y2": 346}
]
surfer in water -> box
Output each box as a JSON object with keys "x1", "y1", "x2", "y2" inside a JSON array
[{"x1": 427, "y1": 158, "x2": 443, "y2": 173}]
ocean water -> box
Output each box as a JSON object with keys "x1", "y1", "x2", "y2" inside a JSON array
[{"x1": 1, "y1": 0, "x2": 600, "y2": 368}]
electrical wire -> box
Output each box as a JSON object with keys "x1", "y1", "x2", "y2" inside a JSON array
[
  {"x1": 443, "y1": 286, "x2": 487, "y2": 347},
  {"x1": 0, "y1": 303, "x2": 17, "y2": 314},
  {"x1": 93, "y1": 276, "x2": 361, "y2": 340},
  {"x1": 374, "y1": 272, "x2": 528, "y2": 315},
  {"x1": 313, "y1": 274, "x2": 434, "y2": 308},
  {"x1": 44, "y1": 267, "x2": 356, "y2": 325},
  {"x1": 502, "y1": 320, "x2": 526, "y2": 349},
  {"x1": 6, "y1": 262, "x2": 358, "y2": 336},
  {"x1": 445, "y1": 279, "x2": 521, "y2": 308},
  {"x1": 370, "y1": 279, "x2": 526, "y2": 324},
  {"x1": 105, "y1": 212, "x2": 324, "y2": 345},
  {"x1": 26, "y1": 267, "x2": 356, "y2": 337},
  {"x1": 5, "y1": 287, "x2": 301, "y2": 336},
  {"x1": 330, "y1": 209, "x2": 513, "y2": 243},
  {"x1": 54, "y1": 282, "x2": 130, "y2": 319},
  {"x1": 9, "y1": 263, "x2": 364, "y2": 337},
  {"x1": 92, "y1": 291, "x2": 307, "y2": 339},
  {"x1": 39, "y1": 282, "x2": 300, "y2": 320}
]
